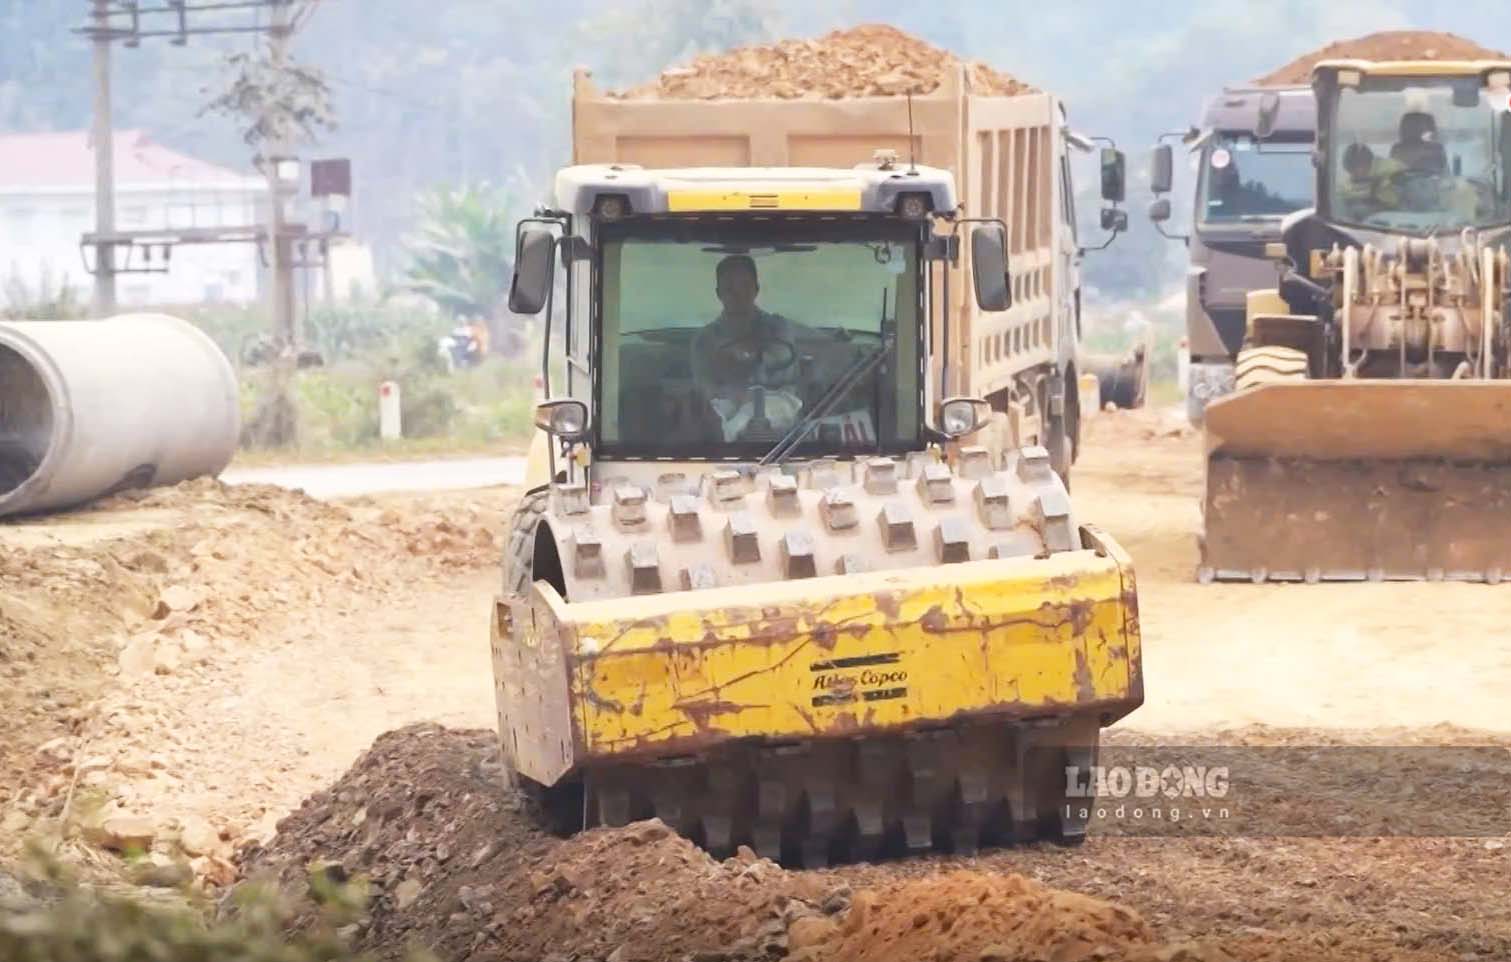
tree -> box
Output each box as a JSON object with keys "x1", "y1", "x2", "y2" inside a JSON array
[
  {"x1": 400, "y1": 183, "x2": 524, "y2": 354},
  {"x1": 201, "y1": 50, "x2": 335, "y2": 163},
  {"x1": 199, "y1": 2, "x2": 336, "y2": 449}
]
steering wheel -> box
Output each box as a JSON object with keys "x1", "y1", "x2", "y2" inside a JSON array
[{"x1": 710, "y1": 334, "x2": 798, "y2": 388}]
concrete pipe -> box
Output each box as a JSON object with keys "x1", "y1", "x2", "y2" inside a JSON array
[{"x1": 0, "y1": 312, "x2": 239, "y2": 518}]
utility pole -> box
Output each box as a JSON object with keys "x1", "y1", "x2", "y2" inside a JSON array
[
  {"x1": 77, "y1": 0, "x2": 340, "y2": 344},
  {"x1": 90, "y1": 0, "x2": 117, "y2": 316},
  {"x1": 265, "y1": 0, "x2": 297, "y2": 350}
]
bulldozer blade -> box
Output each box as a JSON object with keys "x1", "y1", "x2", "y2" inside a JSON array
[
  {"x1": 1205, "y1": 381, "x2": 1511, "y2": 462},
  {"x1": 1202, "y1": 382, "x2": 1511, "y2": 583}
]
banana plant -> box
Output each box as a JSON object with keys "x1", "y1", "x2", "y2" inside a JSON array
[{"x1": 400, "y1": 183, "x2": 517, "y2": 326}]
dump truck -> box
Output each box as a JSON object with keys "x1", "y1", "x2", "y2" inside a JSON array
[
  {"x1": 487, "y1": 50, "x2": 1142, "y2": 864},
  {"x1": 1149, "y1": 84, "x2": 1317, "y2": 424},
  {"x1": 572, "y1": 60, "x2": 1127, "y2": 484},
  {"x1": 1198, "y1": 56, "x2": 1511, "y2": 584}
]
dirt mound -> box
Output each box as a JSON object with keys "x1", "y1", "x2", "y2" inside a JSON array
[
  {"x1": 612, "y1": 24, "x2": 1034, "y2": 100},
  {"x1": 237, "y1": 725, "x2": 836, "y2": 961},
  {"x1": 794, "y1": 871, "x2": 1159, "y2": 962},
  {"x1": 1256, "y1": 31, "x2": 1507, "y2": 85},
  {"x1": 1, "y1": 481, "x2": 508, "y2": 869},
  {"x1": 242, "y1": 725, "x2": 1226, "y2": 962}
]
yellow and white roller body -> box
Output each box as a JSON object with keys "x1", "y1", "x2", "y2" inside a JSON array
[{"x1": 493, "y1": 447, "x2": 1142, "y2": 863}]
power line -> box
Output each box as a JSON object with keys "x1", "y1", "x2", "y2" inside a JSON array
[{"x1": 75, "y1": 0, "x2": 307, "y2": 46}]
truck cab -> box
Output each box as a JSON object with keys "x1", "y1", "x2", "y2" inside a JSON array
[{"x1": 1150, "y1": 85, "x2": 1316, "y2": 423}]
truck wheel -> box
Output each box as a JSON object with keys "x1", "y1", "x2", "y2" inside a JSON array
[
  {"x1": 1044, "y1": 376, "x2": 1073, "y2": 490},
  {"x1": 1234, "y1": 346, "x2": 1308, "y2": 391},
  {"x1": 1051, "y1": 371, "x2": 1075, "y2": 483}
]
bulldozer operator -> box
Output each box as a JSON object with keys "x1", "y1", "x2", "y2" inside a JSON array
[
  {"x1": 690, "y1": 254, "x2": 809, "y2": 440},
  {"x1": 1338, "y1": 142, "x2": 1405, "y2": 218},
  {"x1": 1339, "y1": 112, "x2": 1481, "y2": 221}
]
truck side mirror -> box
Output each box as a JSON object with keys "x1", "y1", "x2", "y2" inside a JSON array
[
  {"x1": 1100, "y1": 148, "x2": 1126, "y2": 203},
  {"x1": 1148, "y1": 198, "x2": 1172, "y2": 223},
  {"x1": 508, "y1": 227, "x2": 556, "y2": 316},
  {"x1": 970, "y1": 223, "x2": 1011, "y2": 312},
  {"x1": 1150, "y1": 144, "x2": 1173, "y2": 194},
  {"x1": 1100, "y1": 208, "x2": 1129, "y2": 233}
]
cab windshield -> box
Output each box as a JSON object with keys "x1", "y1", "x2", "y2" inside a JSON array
[
  {"x1": 1197, "y1": 134, "x2": 1313, "y2": 226},
  {"x1": 595, "y1": 218, "x2": 923, "y2": 458},
  {"x1": 1327, "y1": 76, "x2": 1511, "y2": 232}
]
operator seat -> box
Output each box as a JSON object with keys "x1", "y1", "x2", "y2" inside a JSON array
[{"x1": 1390, "y1": 112, "x2": 1448, "y2": 173}]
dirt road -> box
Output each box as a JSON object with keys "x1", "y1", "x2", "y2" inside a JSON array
[
  {"x1": 1076, "y1": 408, "x2": 1511, "y2": 735},
  {"x1": 3, "y1": 413, "x2": 1507, "y2": 960}
]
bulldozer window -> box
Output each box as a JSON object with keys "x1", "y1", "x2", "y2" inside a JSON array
[
  {"x1": 1328, "y1": 79, "x2": 1511, "y2": 232},
  {"x1": 595, "y1": 219, "x2": 923, "y2": 458}
]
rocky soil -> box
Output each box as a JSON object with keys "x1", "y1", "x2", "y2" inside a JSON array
[
  {"x1": 4, "y1": 409, "x2": 1510, "y2": 961},
  {"x1": 611, "y1": 24, "x2": 1035, "y2": 100},
  {"x1": 238, "y1": 725, "x2": 1510, "y2": 962},
  {"x1": 0, "y1": 480, "x2": 509, "y2": 892},
  {"x1": 1256, "y1": 30, "x2": 1507, "y2": 85}
]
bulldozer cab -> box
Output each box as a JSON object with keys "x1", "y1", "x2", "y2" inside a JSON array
[
  {"x1": 1199, "y1": 59, "x2": 1511, "y2": 585},
  {"x1": 1314, "y1": 61, "x2": 1511, "y2": 234}
]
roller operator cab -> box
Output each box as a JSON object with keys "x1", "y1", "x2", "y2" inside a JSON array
[{"x1": 492, "y1": 161, "x2": 1143, "y2": 867}]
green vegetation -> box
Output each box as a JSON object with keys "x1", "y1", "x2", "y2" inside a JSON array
[
  {"x1": 0, "y1": 851, "x2": 434, "y2": 962},
  {"x1": 2, "y1": 269, "x2": 88, "y2": 321},
  {"x1": 183, "y1": 301, "x2": 537, "y2": 459},
  {"x1": 401, "y1": 183, "x2": 519, "y2": 333},
  {"x1": 240, "y1": 354, "x2": 537, "y2": 458}
]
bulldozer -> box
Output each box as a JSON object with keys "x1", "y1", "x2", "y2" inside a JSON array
[
  {"x1": 1200, "y1": 56, "x2": 1511, "y2": 584},
  {"x1": 491, "y1": 161, "x2": 1143, "y2": 866}
]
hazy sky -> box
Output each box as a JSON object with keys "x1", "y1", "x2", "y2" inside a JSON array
[{"x1": 10, "y1": 0, "x2": 1511, "y2": 297}]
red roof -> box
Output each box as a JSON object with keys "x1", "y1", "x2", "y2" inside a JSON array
[{"x1": 0, "y1": 130, "x2": 259, "y2": 190}]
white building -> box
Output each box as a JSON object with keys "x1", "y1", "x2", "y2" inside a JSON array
[{"x1": 0, "y1": 130, "x2": 267, "y2": 308}]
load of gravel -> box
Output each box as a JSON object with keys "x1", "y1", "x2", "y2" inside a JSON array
[
  {"x1": 1256, "y1": 30, "x2": 1507, "y2": 85},
  {"x1": 611, "y1": 24, "x2": 1035, "y2": 100}
]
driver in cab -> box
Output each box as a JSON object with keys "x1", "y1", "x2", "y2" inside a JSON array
[
  {"x1": 1339, "y1": 112, "x2": 1478, "y2": 221},
  {"x1": 690, "y1": 255, "x2": 807, "y2": 440},
  {"x1": 1338, "y1": 142, "x2": 1404, "y2": 218}
]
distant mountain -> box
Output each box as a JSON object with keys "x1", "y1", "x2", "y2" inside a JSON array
[{"x1": 4, "y1": 0, "x2": 1509, "y2": 298}]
